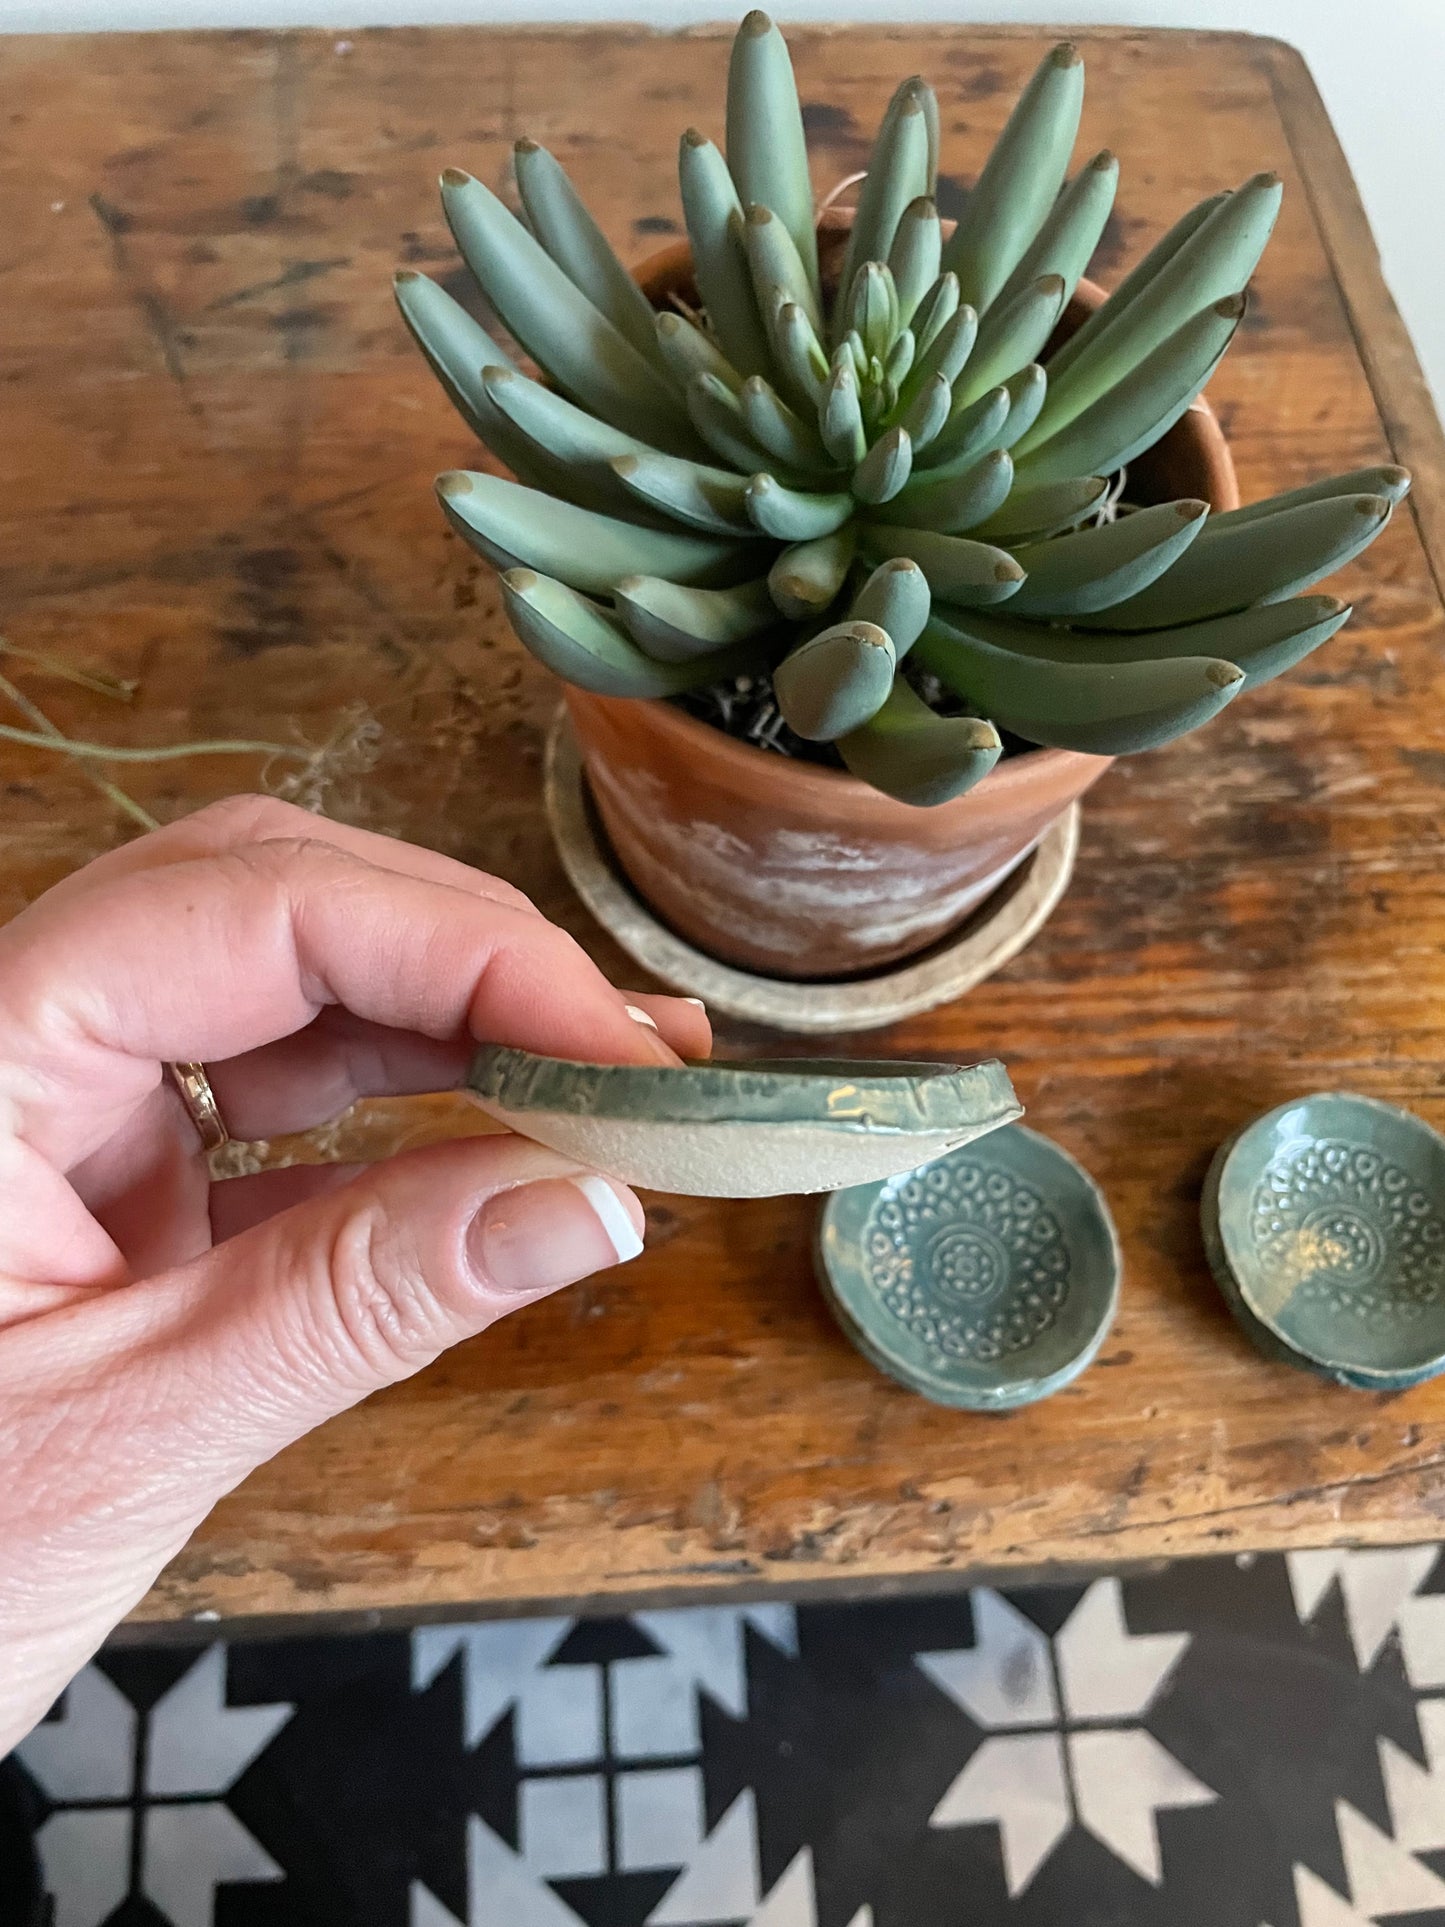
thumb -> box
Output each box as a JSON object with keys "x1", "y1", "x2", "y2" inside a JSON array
[{"x1": 156, "y1": 1134, "x2": 645, "y2": 1470}]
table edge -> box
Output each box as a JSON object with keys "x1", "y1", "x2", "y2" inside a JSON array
[{"x1": 1264, "y1": 39, "x2": 1445, "y2": 602}]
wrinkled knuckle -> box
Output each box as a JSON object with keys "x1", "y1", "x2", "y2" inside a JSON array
[
  {"x1": 188, "y1": 793, "x2": 312, "y2": 845},
  {"x1": 324, "y1": 1203, "x2": 455, "y2": 1381},
  {"x1": 222, "y1": 834, "x2": 339, "y2": 890}
]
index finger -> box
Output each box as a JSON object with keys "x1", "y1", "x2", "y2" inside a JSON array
[{"x1": 0, "y1": 834, "x2": 685, "y2": 1171}]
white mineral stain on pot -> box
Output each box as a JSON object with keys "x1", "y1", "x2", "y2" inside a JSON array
[{"x1": 586, "y1": 747, "x2": 1037, "y2": 960}]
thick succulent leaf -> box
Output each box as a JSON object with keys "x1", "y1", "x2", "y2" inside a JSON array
[
  {"x1": 774, "y1": 620, "x2": 897, "y2": 739},
  {"x1": 741, "y1": 375, "x2": 831, "y2": 471},
  {"x1": 956, "y1": 594, "x2": 1351, "y2": 691},
  {"x1": 863, "y1": 357, "x2": 898, "y2": 432},
  {"x1": 994, "y1": 364, "x2": 1049, "y2": 449},
  {"x1": 916, "y1": 384, "x2": 1011, "y2": 472},
  {"x1": 678, "y1": 131, "x2": 774, "y2": 378},
  {"x1": 393, "y1": 268, "x2": 515, "y2": 422},
  {"x1": 686, "y1": 372, "x2": 780, "y2": 475},
  {"x1": 394, "y1": 272, "x2": 572, "y2": 497},
  {"x1": 438, "y1": 470, "x2": 747, "y2": 592},
  {"x1": 916, "y1": 614, "x2": 1243, "y2": 753},
  {"x1": 1006, "y1": 498, "x2": 1208, "y2": 617},
  {"x1": 1014, "y1": 296, "x2": 1243, "y2": 487},
  {"x1": 655, "y1": 311, "x2": 745, "y2": 395},
  {"x1": 898, "y1": 372, "x2": 953, "y2": 452},
  {"x1": 502, "y1": 571, "x2": 764, "y2": 695},
  {"x1": 954, "y1": 274, "x2": 1066, "y2": 408},
  {"x1": 842, "y1": 329, "x2": 869, "y2": 382},
  {"x1": 772, "y1": 300, "x2": 830, "y2": 407},
  {"x1": 481, "y1": 363, "x2": 650, "y2": 467},
  {"x1": 1021, "y1": 172, "x2": 1281, "y2": 446},
  {"x1": 971, "y1": 473, "x2": 1109, "y2": 542},
  {"x1": 743, "y1": 203, "x2": 823, "y2": 336},
  {"x1": 476, "y1": 363, "x2": 662, "y2": 517},
  {"x1": 820, "y1": 356, "x2": 868, "y2": 466},
  {"x1": 1044, "y1": 189, "x2": 1229, "y2": 385},
  {"x1": 861, "y1": 525, "x2": 1026, "y2": 606},
  {"x1": 912, "y1": 272, "x2": 961, "y2": 355},
  {"x1": 871, "y1": 448, "x2": 1014, "y2": 533},
  {"x1": 940, "y1": 42, "x2": 1086, "y2": 313},
  {"x1": 726, "y1": 10, "x2": 821, "y2": 306},
  {"x1": 745, "y1": 474, "x2": 856, "y2": 541},
  {"x1": 898, "y1": 305, "x2": 979, "y2": 414},
  {"x1": 1070, "y1": 493, "x2": 1394, "y2": 630},
  {"x1": 889, "y1": 197, "x2": 944, "y2": 327},
  {"x1": 848, "y1": 557, "x2": 932, "y2": 659},
  {"x1": 768, "y1": 524, "x2": 857, "y2": 618},
  {"x1": 512, "y1": 139, "x2": 665, "y2": 368},
  {"x1": 610, "y1": 451, "x2": 757, "y2": 535},
  {"x1": 853, "y1": 426, "x2": 914, "y2": 505},
  {"x1": 838, "y1": 676, "x2": 1002, "y2": 806},
  {"x1": 845, "y1": 262, "x2": 900, "y2": 362},
  {"x1": 990, "y1": 149, "x2": 1119, "y2": 316},
  {"x1": 440, "y1": 169, "x2": 698, "y2": 457},
  {"x1": 613, "y1": 574, "x2": 780, "y2": 663},
  {"x1": 1205, "y1": 466, "x2": 1412, "y2": 529},
  {"x1": 884, "y1": 329, "x2": 916, "y2": 387},
  {"x1": 839, "y1": 79, "x2": 934, "y2": 317}
]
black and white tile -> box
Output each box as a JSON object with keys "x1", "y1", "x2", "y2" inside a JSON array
[{"x1": 12, "y1": 1547, "x2": 1445, "y2": 1926}]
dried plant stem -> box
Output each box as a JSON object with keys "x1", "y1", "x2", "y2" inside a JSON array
[
  {"x1": 0, "y1": 639, "x2": 136, "y2": 702},
  {"x1": 0, "y1": 723, "x2": 304, "y2": 764},
  {"x1": 0, "y1": 672, "x2": 159, "y2": 831}
]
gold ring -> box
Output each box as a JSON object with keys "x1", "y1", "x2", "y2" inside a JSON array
[{"x1": 167, "y1": 1061, "x2": 231, "y2": 1153}]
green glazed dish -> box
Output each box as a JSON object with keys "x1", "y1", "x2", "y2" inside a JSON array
[
  {"x1": 814, "y1": 1124, "x2": 1121, "y2": 1409},
  {"x1": 467, "y1": 1046, "x2": 1020, "y2": 1197},
  {"x1": 1202, "y1": 1092, "x2": 1445, "y2": 1390}
]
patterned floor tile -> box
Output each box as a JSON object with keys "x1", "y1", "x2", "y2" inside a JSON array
[{"x1": 9, "y1": 1552, "x2": 1445, "y2": 1927}]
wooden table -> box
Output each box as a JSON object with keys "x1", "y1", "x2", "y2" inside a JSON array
[{"x1": 4, "y1": 23, "x2": 1445, "y2": 1636}]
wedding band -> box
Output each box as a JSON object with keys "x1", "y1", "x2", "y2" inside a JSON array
[{"x1": 167, "y1": 1061, "x2": 231, "y2": 1152}]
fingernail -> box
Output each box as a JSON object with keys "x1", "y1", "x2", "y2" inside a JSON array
[
  {"x1": 625, "y1": 1001, "x2": 685, "y2": 1066},
  {"x1": 468, "y1": 1175, "x2": 644, "y2": 1297},
  {"x1": 682, "y1": 997, "x2": 707, "y2": 1010}
]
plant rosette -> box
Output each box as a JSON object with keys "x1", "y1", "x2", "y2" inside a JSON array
[{"x1": 396, "y1": 13, "x2": 1407, "y2": 980}]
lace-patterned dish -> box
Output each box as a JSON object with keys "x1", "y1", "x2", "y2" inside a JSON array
[
  {"x1": 814, "y1": 1125, "x2": 1121, "y2": 1410},
  {"x1": 1203, "y1": 1093, "x2": 1445, "y2": 1390}
]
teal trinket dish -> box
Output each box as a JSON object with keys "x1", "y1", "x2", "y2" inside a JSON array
[
  {"x1": 1203, "y1": 1092, "x2": 1445, "y2": 1390},
  {"x1": 466, "y1": 1046, "x2": 1021, "y2": 1198},
  {"x1": 814, "y1": 1124, "x2": 1121, "y2": 1410}
]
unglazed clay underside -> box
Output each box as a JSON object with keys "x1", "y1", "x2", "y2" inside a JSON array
[{"x1": 467, "y1": 1102, "x2": 1021, "y2": 1197}]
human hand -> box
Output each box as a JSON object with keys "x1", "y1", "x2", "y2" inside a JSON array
[{"x1": 0, "y1": 796, "x2": 711, "y2": 1749}]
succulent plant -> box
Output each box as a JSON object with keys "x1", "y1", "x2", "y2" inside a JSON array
[{"x1": 396, "y1": 12, "x2": 1408, "y2": 807}]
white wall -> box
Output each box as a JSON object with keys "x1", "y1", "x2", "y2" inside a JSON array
[{"x1": 4, "y1": 0, "x2": 1442, "y2": 411}]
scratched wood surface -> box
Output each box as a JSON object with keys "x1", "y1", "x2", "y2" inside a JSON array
[{"x1": 4, "y1": 24, "x2": 1445, "y2": 1631}]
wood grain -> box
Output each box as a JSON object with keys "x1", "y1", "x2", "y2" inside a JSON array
[{"x1": 2, "y1": 24, "x2": 1444, "y2": 1631}]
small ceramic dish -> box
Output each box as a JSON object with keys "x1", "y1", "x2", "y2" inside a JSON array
[
  {"x1": 1202, "y1": 1093, "x2": 1445, "y2": 1390},
  {"x1": 814, "y1": 1124, "x2": 1121, "y2": 1409},
  {"x1": 466, "y1": 1046, "x2": 1021, "y2": 1197}
]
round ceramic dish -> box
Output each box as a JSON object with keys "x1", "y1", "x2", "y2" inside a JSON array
[
  {"x1": 1202, "y1": 1093, "x2": 1445, "y2": 1390},
  {"x1": 467, "y1": 1046, "x2": 1021, "y2": 1198},
  {"x1": 815, "y1": 1124, "x2": 1121, "y2": 1409}
]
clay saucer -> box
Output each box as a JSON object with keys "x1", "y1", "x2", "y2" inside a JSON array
[{"x1": 466, "y1": 1046, "x2": 1021, "y2": 1198}]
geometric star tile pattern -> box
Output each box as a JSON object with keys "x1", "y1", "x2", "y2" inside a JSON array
[{"x1": 10, "y1": 1552, "x2": 1445, "y2": 1927}]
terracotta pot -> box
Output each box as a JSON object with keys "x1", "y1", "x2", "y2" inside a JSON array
[{"x1": 564, "y1": 221, "x2": 1239, "y2": 982}]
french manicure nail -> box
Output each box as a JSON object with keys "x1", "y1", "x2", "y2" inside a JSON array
[
  {"x1": 682, "y1": 997, "x2": 707, "y2": 1010},
  {"x1": 624, "y1": 1004, "x2": 659, "y2": 1031},
  {"x1": 468, "y1": 1175, "x2": 644, "y2": 1297}
]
